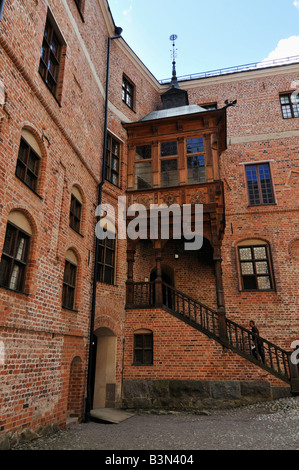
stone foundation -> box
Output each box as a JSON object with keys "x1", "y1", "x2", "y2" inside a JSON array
[{"x1": 122, "y1": 380, "x2": 291, "y2": 410}]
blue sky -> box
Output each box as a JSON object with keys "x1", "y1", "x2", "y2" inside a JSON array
[{"x1": 109, "y1": 0, "x2": 299, "y2": 81}]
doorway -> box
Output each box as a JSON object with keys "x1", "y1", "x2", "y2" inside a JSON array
[
  {"x1": 93, "y1": 327, "x2": 117, "y2": 409},
  {"x1": 150, "y1": 265, "x2": 174, "y2": 308}
]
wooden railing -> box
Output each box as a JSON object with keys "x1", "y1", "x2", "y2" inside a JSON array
[{"x1": 127, "y1": 280, "x2": 298, "y2": 385}]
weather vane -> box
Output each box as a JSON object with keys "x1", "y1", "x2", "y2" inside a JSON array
[{"x1": 169, "y1": 34, "x2": 178, "y2": 80}]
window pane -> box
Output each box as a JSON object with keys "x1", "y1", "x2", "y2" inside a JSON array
[
  {"x1": 246, "y1": 166, "x2": 260, "y2": 205},
  {"x1": 135, "y1": 161, "x2": 152, "y2": 189},
  {"x1": 135, "y1": 145, "x2": 151, "y2": 160},
  {"x1": 255, "y1": 262, "x2": 269, "y2": 275},
  {"x1": 161, "y1": 141, "x2": 177, "y2": 157},
  {"x1": 243, "y1": 276, "x2": 256, "y2": 290},
  {"x1": 258, "y1": 164, "x2": 274, "y2": 204},
  {"x1": 135, "y1": 335, "x2": 143, "y2": 348},
  {"x1": 187, "y1": 155, "x2": 205, "y2": 183},
  {"x1": 241, "y1": 262, "x2": 254, "y2": 275},
  {"x1": 186, "y1": 138, "x2": 204, "y2": 154},
  {"x1": 253, "y1": 246, "x2": 266, "y2": 259},
  {"x1": 257, "y1": 276, "x2": 271, "y2": 290},
  {"x1": 239, "y1": 247, "x2": 252, "y2": 261},
  {"x1": 161, "y1": 159, "x2": 178, "y2": 187}
]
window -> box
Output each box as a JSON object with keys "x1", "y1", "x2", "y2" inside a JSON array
[
  {"x1": 238, "y1": 243, "x2": 274, "y2": 291},
  {"x1": 106, "y1": 135, "x2": 120, "y2": 186},
  {"x1": 97, "y1": 232, "x2": 116, "y2": 285},
  {"x1": 70, "y1": 187, "x2": 83, "y2": 233},
  {"x1": 186, "y1": 137, "x2": 206, "y2": 184},
  {"x1": 280, "y1": 93, "x2": 299, "y2": 119},
  {"x1": 62, "y1": 251, "x2": 78, "y2": 310},
  {"x1": 245, "y1": 163, "x2": 275, "y2": 205},
  {"x1": 160, "y1": 141, "x2": 178, "y2": 187},
  {"x1": 122, "y1": 76, "x2": 134, "y2": 109},
  {"x1": 39, "y1": 13, "x2": 65, "y2": 100},
  {"x1": 0, "y1": 212, "x2": 32, "y2": 293},
  {"x1": 135, "y1": 144, "x2": 152, "y2": 189},
  {"x1": 133, "y1": 331, "x2": 153, "y2": 365},
  {"x1": 16, "y1": 131, "x2": 41, "y2": 192},
  {"x1": 200, "y1": 102, "x2": 218, "y2": 110}
]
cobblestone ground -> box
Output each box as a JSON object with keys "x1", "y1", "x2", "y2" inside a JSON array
[{"x1": 12, "y1": 397, "x2": 299, "y2": 451}]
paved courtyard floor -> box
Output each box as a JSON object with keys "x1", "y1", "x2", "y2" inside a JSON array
[{"x1": 12, "y1": 397, "x2": 299, "y2": 452}]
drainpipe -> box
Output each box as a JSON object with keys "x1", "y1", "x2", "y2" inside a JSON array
[
  {"x1": 85, "y1": 26, "x2": 123, "y2": 422},
  {"x1": 0, "y1": 0, "x2": 6, "y2": 21}
]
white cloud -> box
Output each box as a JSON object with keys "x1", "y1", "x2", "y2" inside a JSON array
[
  {"x1": 294, "y1": 1, "x2": 299, "y2": 9},
  {"x1": 261, "y1": 36, "x2": 299, "y2": 63}
]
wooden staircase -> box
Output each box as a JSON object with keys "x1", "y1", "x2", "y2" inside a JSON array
[{"x1": 128, "y1": 281, "x2": 299, "y2": 393}]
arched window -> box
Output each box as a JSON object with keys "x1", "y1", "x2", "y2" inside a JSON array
[
  {"x1": 15, "y1": 129, "x2": 41, "y2": 193},
  {"x1": 0, "y1": 211, "x2": 32, "y2": 292},
  {"x1": 69, "y1": 186, "x2": 83, "y2": 234},
  {"x1": 133, "y1": 329, "x2": 153, "y2": 365},
  {"x1": 62, "y1": 249, "x2": 78, "y2": 310},
  {"x1": 237, "y1": 239, "x2": 275, "y2": 291}
]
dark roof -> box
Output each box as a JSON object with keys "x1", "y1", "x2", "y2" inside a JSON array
[{"x1": 139, "y1": 104, "x2": 208, "y2": 122}]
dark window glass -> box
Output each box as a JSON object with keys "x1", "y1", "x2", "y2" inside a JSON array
[
  {"x1": 161, "y1": 159, "x2": 178, "y2": 187},
  {"x1": 239, "y1": 245, "x2": 273, "y2": 291},
  {"x1": 69, "y1": 194, "x2": 82, "y2": 233},
  {"x1": 186, "y1": 137, "x2": 204, "y2": 154},
  {"x1": 16, "y1": 138, "x2": 40, "y2": 192},
  {"x1": 106, "y1": 135, "x2": 120, "y2": 186},
  {"x1": 246, "y1": 163, "x2": 274, "y2": 205},
  {"x1": 97, "y1": 232, "x2": 116, "y2": 285},
  {"x1": 0, "y1": 223, "x2": 30, "y2": 293},
  {"x1": 161, "y1": 141, "x2": 177, "y2": 157},
  {"x1": 122, "y1": 76, "x2": 134, "y2": 109},
  {"x1": 133, "y1": 333, "x2": 153, "y2": 365},
  {"x1": 62, "y1": 260, "x2": 77, "y2": 309},
  {"x1": 39, "y1": 16, "x2": 62, "y2": 97},
  {"x1": 135, "y1": 145, "x2": 152, "y2": 160},
  {"x1": 280, "y1": 93, "x2": 299, "y2": 119},
  {"x1": 135, "y1": 161, "x2": 152, "y2": 189}
]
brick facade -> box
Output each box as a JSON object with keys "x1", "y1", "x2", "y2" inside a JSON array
[{"x1": 0, "y1": 0, "x2": 298, "y2": 442}]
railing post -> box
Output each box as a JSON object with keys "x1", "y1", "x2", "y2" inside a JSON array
[
  {"x1": 213, "y1": 245, "x2": 227, "y2": 342},
  {"x1": 126, "y1": 245, "x2": 135, "y2": 306},
  {"x1": 154, "y1": 242, "x2": 163, "y2": 307},
  {"x1": 288, "y1": 350, "x2": 299, "y2": 394}
]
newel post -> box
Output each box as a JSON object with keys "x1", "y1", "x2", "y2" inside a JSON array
[
  {"x1": 213, "y1": 244, "x2": 227, "y2": 342},
  {"x1": 154, "y1": 241, "x2": 163, "y2": 307}
]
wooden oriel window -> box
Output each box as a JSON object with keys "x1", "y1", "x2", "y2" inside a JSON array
[
  {"x1": 16, "y1": 137, "x2": 40, "y2": 192},
  {"x1": 122, "y1": 76, "x2": 134, "y2": 109},
  {"x1": 245, "y1": 163, "x2": 275, "y2": 205},
  {"x1": 97, "y1": 233, "x2": 116, "y2": 285},
  {"x1": 133, "y1": 332, "x2": 153, "y2": 365},
  {"x1": 0, "y1": 222, "x2": 30, "y2": 293},
  {"x1": 238, "y1": 244, "x2": 274, "y2": 291},
  {"x1": 280, "y1": 93, "x2": 299, "y2": 119},
  {"x1": 39, "y1": 14, "x2": 64, "y2": 99},
  {"x1": 106, "y1": 135, "x2": 120, "y2": 186},
  {"x1": 62, "y1": 259, "x2": 77, "y2": 310}
]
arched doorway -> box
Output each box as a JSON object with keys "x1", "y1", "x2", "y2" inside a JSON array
[
  {"x1": 93, "y1": 327, "x2": 117, "y2": 409},
  {"x1": 150, "y1": 265, "x2": 174, "y2": 308}
]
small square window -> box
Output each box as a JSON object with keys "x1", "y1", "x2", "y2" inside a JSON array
[{"x1": 238, "y1": 244, "x2": 274, "y2": 291}]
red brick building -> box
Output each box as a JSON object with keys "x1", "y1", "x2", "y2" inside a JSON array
[{"x1": 0, "y1": 0, "x2": 298, "y2": 444}]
